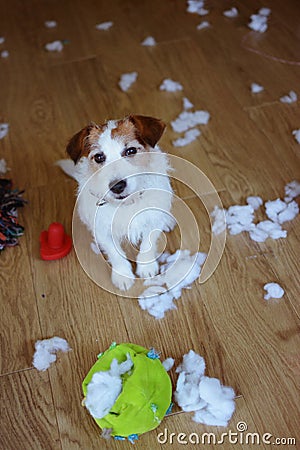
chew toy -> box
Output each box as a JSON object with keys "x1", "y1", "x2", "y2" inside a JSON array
[{"x1": 82, "y1": 342, "x2": 172, "y2": 443}]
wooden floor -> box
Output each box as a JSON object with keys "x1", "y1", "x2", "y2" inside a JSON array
[{"x1": 1, "y1": 0, "x2": 299, "y2": 449}]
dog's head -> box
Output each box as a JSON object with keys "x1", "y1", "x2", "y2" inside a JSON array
[{"x1": 66, "y1": 115, "x2": 166, "y2": 203}]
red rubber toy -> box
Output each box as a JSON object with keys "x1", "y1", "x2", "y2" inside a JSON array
[{"x1": 40, "y1": 222, "x2": 72, "y2": 260}]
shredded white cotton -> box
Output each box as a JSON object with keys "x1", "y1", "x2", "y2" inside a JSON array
[
  {"x1": 175, "y1": 350, "x2": 235, "y2": 427},
  {"x1": 171, "y1": 110, "x2": 210, "y2": 133},
  {"x1": 138, "y1": 251, "x2": 207, "y2": 319},
  {"x1": 212, "y1": 181, "x2": 299, "y2": 242},
  {"x1": 0, "y1": 123, "x2": 9, "y2": 139},
  {"x1": 44, "y1": 20, "x2": 57, "y2": 28},
  {"x1": 33, "y1": 337, "x2": 70, "y2": 371},
  {"x1": 197, "y1": 21, "x2": 210, "y2": 30},
  {"x1": 0, "y1": 158, "x2": 9, "y2": 174},
  {"x1": 223, "y1": 7, "x2": 238, "y2": 18},
  {"x1": 292, "y1": 129, "x2": 300, "y2": 143},
  {"x1": 85, "y1": 354, "x2": 133, "y2": 419},
  {"x1": 45, "y1": 40, "x2": 63, "y2": 52},
  {"x1": 264, "y1": 283, "x2": 284, "y2": 300},
  {"x1": 251, "y1": 83, "x2": 264, "y2": 94},
  {"x1": 173, "y1": 128, "x2": 201, "y2": 147},
  {"x1": 284, "y1": 180, "x2": 300, "y2": 202},
  {"x1": 211, "y1": 206, "x2": 226, "y2": 235},
  {"x1": 196, "y1": 8, "x2": 209, "y2": 16},
  {"x1": 119, "y1": 72, "x2": 138, "y2": 92},
  {"x1": 95, "y1": 21, "x2": 113, "y2": 31},
  {"x1": 141, "y1": 36, "x2": 156, "y2": 46},
  {"x1": 187, "y1": 0, "x2": 205, "y2": 14},
  {"x1": 265, "y1": 198, "x2": 299, "y2": 224},
  {"x1": 0, "y1": 37, "x2": 5, "y2": 44},
  {"x1": 1, "y1": 50, "x2": 9, "y2": 58},
  {"x1": 162, "y1": 358, "x2": 175, "y2": 372},
  {"x1": 160, "y1": 79, "x2": 183, "y2": 92},
  {"x1": 280, "y1": 90, "x2": 297, "y2": 104},
  {"x1": 183, "y1": 97, "x2": 194, "y2": 110},
  {"x1": 248, "y1": 8, "x2": 271, "y2": 33},
  {"x1": 246, "y1": 196, "x2": 263, "y2": 210}
]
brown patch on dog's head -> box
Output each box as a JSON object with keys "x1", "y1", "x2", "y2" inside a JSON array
[
  {"x1": 66, "y1": 123, "x2": 102, "y2": 163},
  {"x1": 110, "y1": 119, "x2": 137, "y2": 143},
  {"x1": 128, "y1": 115, "x2": 166, "y2": 148}
]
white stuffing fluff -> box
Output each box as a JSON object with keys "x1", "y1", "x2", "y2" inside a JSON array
[
  {"x1": 226, "y1": 205, "x2": 255, "y2": 235},
  {"x1": 251, "y1": 83, "x2": 264, "y2": 94},
  {"x1": 44, "y1": 20, "x2": 57, "y2": 28},
  {"x1": 172, "y1": 128, "x2": 201, "y2": 147},
  {"x1": 45, "y1": 40, "x2": 63, "y2": 52},
  {"x1": 118, "y1": 72, "x2": 138, "y2": 92},
  {"x1": 0, "y1": 123, "x2": 9, "y2": 139},
  {"x1": 162, "y1": 358, "x2": 175, "y2": 372},
  {"x1": 246, "y1": 196, "x2": 263, "y2": 210},
  {"x1": 223, "y1": 7, "x2": 238, "y2": 18},
  {"x1": 0, "y1": 158, "x2": 9, "y2": 174},
  {"x1": 248, "y1": 8, "x2": 271, "y2": 33},
  {"x1": 175, "y1": 350, "x2": 235, "y2": 427},
  {"x1": 1, "y1": 50, "x2": 9, "y2": 58},
  {"x1": 141, "y1": 36, "x2": 156, "y2": 46},
  {"x1": 212, "y1": 181, "x2": 299, "y2": 242},
  {"x1": 160, "y1": 79, "x2": 183, "y2": 92},
  {"x1": 85, "y1": 354, "x2": 133, "y2": 419},
  {"x1": 95, "y1": 21, "x2": 113, "y2": 30},
  {"x1": 90, "y1": 241, "x2": 101, "y2": 255},
  {"x1": 0, "y1": 37, "x2": 5, "y2": 44},
  {"x1": 196, "y1": 21, "x2": 210, "y2": 30},
  {"x1": 264, "y1": 283, "x2": 285, "y2": 300},
  {"x1": 138, "y1": 251, "x2": 207, "y2": 319},
  {"x1": 183, "y1": 97, "x2": 194, "y2": 110},
  {"x1": 196, "y1": 8, "x2": 209, "y2": 16},
  {"x1": 171, "y1": 110, "x2": 210, "y2": 133},
  {"x1": 33, "y1": 337, "x2": 70, "y2": 371},
  {"x1": 187, "y1": 0, "x2": 205, "y2": 14},
  {"x1": 265, "y1": 199, "x2": 299, "y2": 224},
  {"x1": 280, "y1": 90, "x2": 297, "y2": 104},
  {"x1": 211, "y1": 206, "x2": 226, "y2": 235},
  {"x1": 284, "y1": 180, "x2": 300, "y2": 202},
  {"x1": 292, "y1": 129, "x2": 300, "y2": 144}
]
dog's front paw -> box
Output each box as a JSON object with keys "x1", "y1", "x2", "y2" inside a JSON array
[
  {"x1": 136, "y1": 260, "x2": 159, "y2": 280},
  {"x1": 111, "y1": 268, "x2": 135, "y2": 291}
]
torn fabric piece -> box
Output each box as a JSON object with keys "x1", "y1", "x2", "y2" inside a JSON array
[
  {"x1": 197, "y1": 21, "x2": 210, "y2": 30},
  {"x1": 223, "y1": 7, "x2": 238, "y2": 18},
  {"x1": 45, "y1": 40, "x2": 63, "y2": 52}
]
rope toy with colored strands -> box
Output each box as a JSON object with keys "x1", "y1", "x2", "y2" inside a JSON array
[{"x1": 0, "y1": 179, "x2": 27, "y2": 251}]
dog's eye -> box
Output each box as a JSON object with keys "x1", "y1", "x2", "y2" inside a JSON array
[
  {"x1": 124, "y1": 147, "x2": 137, "y2": 157},
  {"x1": 93, "y1": 152, "x2": 106, "y2": 164}
]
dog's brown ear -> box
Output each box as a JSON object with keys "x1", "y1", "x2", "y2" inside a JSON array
[
  {"x1": 128, "y1": 115, "x2": 166, "y2": 148},
  {"x1": 66, "y1": 123, "x2": 98, "y2": 163}
]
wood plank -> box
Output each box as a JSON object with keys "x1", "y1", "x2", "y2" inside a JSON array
[
  {"x1": 1, "y1": 369, "x2": 61, "y2": 450},
  {"x1": 0, "y1": 225, "x2": 41, "y2": 375}
]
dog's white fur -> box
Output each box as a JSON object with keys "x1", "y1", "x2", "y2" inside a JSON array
[{"x1": 59, "y1": 115, "x2": 175, "y2": 291}]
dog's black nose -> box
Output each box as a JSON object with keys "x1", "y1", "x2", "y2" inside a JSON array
[{"x1": 109, "y1": 179, "x2": 127, "y2": 195}]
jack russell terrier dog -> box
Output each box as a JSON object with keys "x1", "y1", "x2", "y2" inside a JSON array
[{"x1": 61, "y1": 115, "x2": 175, "y2": 291}]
